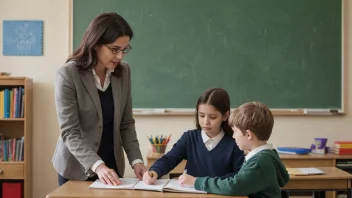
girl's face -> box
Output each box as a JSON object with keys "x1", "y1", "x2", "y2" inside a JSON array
[
  {"x1": 95, "y1": 35, "x2": 131, "y2": 70},
  {"x1": 198, "y1": 104, "x2": 229, "y2": 137}
]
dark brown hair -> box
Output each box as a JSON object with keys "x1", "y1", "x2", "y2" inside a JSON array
[
  {"x1": 195, "y1": 88, "x2": 233, "y2": 136},
  {"x1": 67, "y1": 12, "x2": 133, "y2": 77},
  {"x1": 229, "y1": 101, "x2": 274, "y2": 141}
]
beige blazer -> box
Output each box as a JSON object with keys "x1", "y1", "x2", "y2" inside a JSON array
[{"x1": 52, "y1": 61, "x2": 142, "y2": 180}]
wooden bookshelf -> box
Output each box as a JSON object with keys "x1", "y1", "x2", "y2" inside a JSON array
[{"x1": 0, "y1": 77, "x2": 32, "y2": 198}]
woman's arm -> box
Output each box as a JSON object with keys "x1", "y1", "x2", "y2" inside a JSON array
[
  {"x1": 119, "y1": 63, "x2": 143, "y2": 165},
  {"x1": 55, "y1": 68, "x2": 100, "y2": 175}
]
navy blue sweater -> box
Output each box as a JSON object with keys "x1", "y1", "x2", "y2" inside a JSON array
[{"x1": 149, "y1": 129, "x2": 244, "y2": 178}]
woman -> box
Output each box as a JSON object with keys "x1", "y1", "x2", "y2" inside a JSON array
[{"x1": 52, "y1": 12, "x2": 146, "y2": 186}]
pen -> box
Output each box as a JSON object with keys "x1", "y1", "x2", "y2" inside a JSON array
[
  {"x1": 148, "y1": 171, "x2": 154, "y2": 177},
  {"x1": 147, "y1": 136, "x2": 154, "y2": 144}
]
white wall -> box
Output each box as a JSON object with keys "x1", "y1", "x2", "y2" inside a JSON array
[{"x1": 1, "y1": 0, "x2": 351, "y2": 198}]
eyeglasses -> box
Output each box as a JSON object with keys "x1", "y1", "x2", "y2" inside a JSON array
[{"x1": 105, "y1": 44, "x2": 132, "y2": 55}]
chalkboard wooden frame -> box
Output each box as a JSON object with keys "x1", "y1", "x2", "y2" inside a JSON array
[{"x1": 68, "y1": 0, "x2": 347, "y2": 116}]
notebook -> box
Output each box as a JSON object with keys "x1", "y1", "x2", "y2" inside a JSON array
[
  {"x1": 89, "y1": 178, "x2": 207, "y2": 194},
  {"x1": 286, "y1": 168, "x2": 325, "y2": 176}
]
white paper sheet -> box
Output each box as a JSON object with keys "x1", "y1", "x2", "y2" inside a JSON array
[
  {"x1": 163, "y1": 179, "x2": 207, "y2": 194},
  {"x1": 88, "y1": 178, "x2": 139, "y2": 189},
  {"x1": 133, "y1": 179, "x2": 170, "y2": 191}
]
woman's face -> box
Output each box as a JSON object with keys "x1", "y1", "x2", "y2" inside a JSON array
[{"x1": 95, "y1": 35, "x2": 131, "y2": 70}]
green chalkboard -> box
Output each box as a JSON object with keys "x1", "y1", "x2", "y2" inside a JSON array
[{"x1": 72, "y1": 0, "x2": 342, "y2": 109}]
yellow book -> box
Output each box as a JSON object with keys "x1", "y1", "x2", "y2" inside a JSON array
[
  {"x1": 286, "y1": 168, "x2": 325, "y2": 176},
  {"x1": 335, "y1": 143, "x2": 352, "y2": 149}
]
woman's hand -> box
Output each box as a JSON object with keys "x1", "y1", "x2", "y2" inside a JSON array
[
  {"x1": 95, "y1": 163, "x2": 121, "y2": 186},
  {"x1": 133, "y1": 163, "x2": 147, "y2": 180},
  {"x1": 142, "y1": 171, "x2": 158, "y2": 185},
  {"x1": 178, "y1": 173, "x2": 196, "y2": 188}
]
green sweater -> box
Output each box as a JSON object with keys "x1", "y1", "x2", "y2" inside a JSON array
[{"x1": 194, "y1": 149, "x2": 290, "y2": 197}]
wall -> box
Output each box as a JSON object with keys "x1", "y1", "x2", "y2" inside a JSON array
[{"x1": 0, "y1": 0, "x2": 351, "y2": 198}]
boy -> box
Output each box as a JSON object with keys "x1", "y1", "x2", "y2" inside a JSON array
[{"x1": 178, "y1": 101, "x2": 290, "y2": 197}]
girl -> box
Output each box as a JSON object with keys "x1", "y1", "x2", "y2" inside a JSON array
[{"x1": 143, "y1": 88, "x2": 244, "y2": 184}]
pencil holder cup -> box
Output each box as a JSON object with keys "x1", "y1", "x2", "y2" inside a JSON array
[
  {"x1": 312, "y1": 137, "x2": 328, "y2": 154},
  {"x1": 151, "y1": 144, "x2": 167, "y2": 154}
]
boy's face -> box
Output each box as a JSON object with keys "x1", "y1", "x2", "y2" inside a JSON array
[
  {"x1": 232, "y1": 126, "x2": 250, "y2": 151},
  {"x1": 198, "y1": 104, "x2": 228, "y2": 137}
]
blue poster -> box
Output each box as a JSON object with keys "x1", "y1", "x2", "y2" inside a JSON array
[{"x1": 2, "y1": 20, "x2": 43, "y2": 56}]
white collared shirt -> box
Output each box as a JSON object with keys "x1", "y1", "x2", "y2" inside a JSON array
[
  {"x1": 201, "y1": 130, "x2": 225, "y2": 151},
  {"x1": 92, "y1": 68, "x2": 114, "y2": 91},
  {"x1": 245, "y1": 144, "x2": 273, "y2": 162},
  {"x1": 90, "y1": 68, "x2": 143, "y2": 172}
]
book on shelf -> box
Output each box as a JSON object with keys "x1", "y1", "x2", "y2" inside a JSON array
[
  {"x1": 0, "y1": 87, "x2": 25, "y2": 118},
  {"x1": 336, "y1": 160, "x2": 352, "y2": 168},
  {"x1": 334, "y1": 141, "x2": 352, "y2": 149},
  {"x1": 0, "y1": 136, "x2": 24, "y2": 161},
  {"x1": 89, "y1": 178, "x2": 207, "y2": 194},
  {"x1": 332, "y1": 148, "x2": 352, "y2": 155}
]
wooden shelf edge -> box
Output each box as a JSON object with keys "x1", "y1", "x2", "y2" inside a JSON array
[
  {"x1": 0, "y1": 161, "x2": 24, "y2": 165},
  {"x1": 0, "y1": 77, "x2": 27, "y2": 80},
  {"x1": 0, "y1": 177, "x2": 25, "y2": 180},
  {"x1": 0, "y1": 118, "x2": 25, "y2": 121}
]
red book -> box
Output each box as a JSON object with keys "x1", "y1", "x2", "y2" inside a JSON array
[
  {"x1": 332, "y1": 148, "x2": 352, "y2": 155},
  {"x1": 2, "y1": 182, "x2": 22, "y2": 198}
]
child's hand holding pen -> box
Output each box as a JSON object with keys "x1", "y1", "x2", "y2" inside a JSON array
[
  {"x1": 142, "y1": 170, "x2": 158, "y2": 185},
  {"x1": 178, "y1": 169, "x2": 195, "y2": 188}
]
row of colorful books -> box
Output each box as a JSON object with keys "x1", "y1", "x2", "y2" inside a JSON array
[
  {"x1": 331, "y1": 141, "x2": 352, "y2": 155},
  {"x1": 0, "y1": 137, "x2": 24, "y2": 161},
  {"x1": 0, "y1": 87, "x2": 25, "y2": 118}
]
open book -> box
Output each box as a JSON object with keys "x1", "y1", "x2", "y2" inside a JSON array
[
  {"x1": 286, "y1": 168, "x2": 325, "y2": 176},
  {"x1": 89, "y1": 178, "x2": 207, "y2": 194}
]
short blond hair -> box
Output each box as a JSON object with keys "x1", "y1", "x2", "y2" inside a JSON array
[{"x1": 229, "y1": 101, "x2": 274, "y2": 141}]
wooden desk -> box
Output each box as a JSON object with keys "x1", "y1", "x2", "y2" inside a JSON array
[
  {"x1": 146, "y1": 152, "x2": 352, "y2": 198},
  {"x1": 45, "y1": 181, "x2": 247, "y2": 198},
  {"x1": 283, "y1": 167, "x2": 352, "y2": 190},
  {"x1": 147, "y1": 151, "x2": 352, "y2": 174}
]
